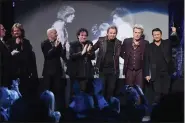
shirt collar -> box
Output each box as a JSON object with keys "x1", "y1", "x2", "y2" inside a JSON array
[{"x1": 0, "y1": 37, "x2": 3, "y2": 41}]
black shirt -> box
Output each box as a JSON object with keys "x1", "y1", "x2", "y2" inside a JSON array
[
  {"x1": 154, "y1": 44, "x2": 168, "y2": 72},
  {"x1": 103, "y1": 39, "x2": 115, "y2": 73}
]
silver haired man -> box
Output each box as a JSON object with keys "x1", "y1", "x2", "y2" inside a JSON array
[{"x1": 121, "y1": 24, "x2": 149, "y2": 89}]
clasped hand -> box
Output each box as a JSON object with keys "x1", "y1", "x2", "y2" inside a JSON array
[{"x1": 81, "y1": 44, "x2": 92, "y2": 55}]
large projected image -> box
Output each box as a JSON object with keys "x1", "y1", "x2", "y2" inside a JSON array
[{"x1": 14, "y1": 0, "x2": 169, "y2": 78}]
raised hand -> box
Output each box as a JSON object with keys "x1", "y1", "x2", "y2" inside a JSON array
[
  {"x1": 16, "y1": 37, "x2": 21, "y2": 44},
  {"x1": 145, "y1": 76, "x2": 151, "y2": 82},
  {"x1": 171, "y1": 27, "x2": 176, "y2": 33}
]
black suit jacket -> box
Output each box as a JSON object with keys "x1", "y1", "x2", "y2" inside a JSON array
[
  {"x1": 7, "y1": 38, "x2": 37, "y2": 79},
  {"x1": 0, "y1": 39, "x2": 12, "y2": 85},
  {"x1": 144, "y1": 34, "x2": 180, "y2": 80},
  {"x1": 121, "y1": 38, "x2": 149, "y2": 74},
  {"x1": 69, "y1": 40, "x2": 95, "y2": 78},
  {"x1": 41, "y1": 39, "x2": 66, "y2": 76},
  {"x1": 92, "y1": 36, "x2": 122, "y2": 75}
]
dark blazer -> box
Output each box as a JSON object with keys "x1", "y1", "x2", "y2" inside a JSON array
[
  {"x1": 121, "y1": 38, "x2": 149, "y2": 74},
  {"x1": 0, "y1": 39, "x2": 12, "y2": 86},
  {"x1": 7, "y1": 38, "x2": 36, "y2": 79},
  {"x1": 92, "y1": 36, "x2": 122, "y2": 75},
  {"x1": 41, "y1": 39, "x2": 66, "y2": 76},
  {"x1": 69, "y1": 40, "x2": 95, "y2": 78},
  {"x1": 144, "y1": 34, "x2": 180, "y2": 80}
]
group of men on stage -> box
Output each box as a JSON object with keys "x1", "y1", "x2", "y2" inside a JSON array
[{"x1": 0, "y1": 23, "x2": 179, "y2": 111}]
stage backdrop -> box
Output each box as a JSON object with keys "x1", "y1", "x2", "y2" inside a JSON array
[{"x1": 14, "y1": 0, "x2": 169, "y2": 78}]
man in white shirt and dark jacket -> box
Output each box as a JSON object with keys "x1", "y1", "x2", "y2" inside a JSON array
[{"x1": 144, "y1": 27, "x2": 179, "y2": 103}]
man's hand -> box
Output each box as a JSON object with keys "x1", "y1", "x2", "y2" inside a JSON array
[
  {"x1": 16, "y1": 38, "x2": 21, "y2": 44},
  {"x1": 87, "y1": 44, "x2": 92, "y2": 53},
  {"x1": 145, "y1": 76, "x2": 151, "y2": 82},
  {"x1": 171, "y1": 27, "x2": 176, "y2": 33},
  {"x1": 81, "y1": 44, "x2": 88, "y2": 55},
  {"x1": 55, "y1": 39, "x2": 60, "y2": 47},
  {"x1": 11, "y1": 50, "x2": 20, "y2": 56}
]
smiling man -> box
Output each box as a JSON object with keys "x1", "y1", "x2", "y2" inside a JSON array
[{"x1": 144, "y1": 27, "x2": 179, "y2": 103}]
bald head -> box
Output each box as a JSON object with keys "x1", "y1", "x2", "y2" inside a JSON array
[
  {"x1": 0, "y1": 24, "x2": 6, "y2": 38},
  {"x1": 47, "y1": 28, "x2": 58, "y2": 41}
]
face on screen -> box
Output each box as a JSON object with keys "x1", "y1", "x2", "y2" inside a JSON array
[
  {"x1": 113, "y1": 14, "x2": 123, "y2": 26},
  {"x1": 133, "y1": 28, "x2": 142, "y2": 40},
  {"x1": 66, "y1": 14, "x2": 75, "y2": 23},
  {"x1": 78, "y1": 31, "x2": 87, "y2": 43},
  {"x1": 12, "y1": 27, "x2": 22, "y2": 38},
  {"x1": 0, "y1": 25, "x2": 6, "y2": 37},
  {"x1": 153, "y1": 31, "x2": 162, "y2": 42},
  {"x1": 107, "y1": 28, "x2": 117, "y2": 40}
]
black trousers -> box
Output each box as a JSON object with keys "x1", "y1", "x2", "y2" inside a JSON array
[
  {"x1": 100, "y1": 73, "x2": 117, "y2": 101},
  {"x1": 1, "y1": 72, "x2": 12, "y2": 87},
  {"x1": 151, "y1": 72, "x2": 171, "y2": 103},
  {"x1": 42, "y1": 74, "x2": 65, "y2": 111},
  {"x1": 70, "y1": 77, "x2": 94, "y2": 96}
]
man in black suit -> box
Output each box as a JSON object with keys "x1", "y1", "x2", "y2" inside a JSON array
[
  {"x1": 92, "y1": 26, "x2": 122, "y2": 102},
  {"x1": 69, "y1": 28, "x2": 95, "y2": 97},
  {"x1": 121, "y1": 24, "x2": 149, "y2": 89},
  {"x1": 41, "y1": 28, "x2": 66, "y2": 110},
  {"x1": 144, "y1": 27, "x2": 179, "y2": 103},
  {"x1": 0, "y1": 24, "x2": 12, "y2": 87},
  {"x1": 7, "y1": 23, "x2": 37, "y2": 96}
]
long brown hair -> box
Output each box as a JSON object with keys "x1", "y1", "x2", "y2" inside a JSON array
[{"x1": 11, "y1": 23, "x2": 25, "y2": 38}]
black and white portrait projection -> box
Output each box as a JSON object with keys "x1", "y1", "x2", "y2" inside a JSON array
[{"x1": 14, "y1": 0, "x2": 169, "y2": 78}]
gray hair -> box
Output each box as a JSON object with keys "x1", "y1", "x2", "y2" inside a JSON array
[
  {"x1": 47, "y1": 28, "x2": 56, "y2": 35},
  {"x1": 133, "y1": 24, "x2": 144, "y2": 33},
  {"x1": 57, "y1": 6, "x2": 75, "y2": 20}
]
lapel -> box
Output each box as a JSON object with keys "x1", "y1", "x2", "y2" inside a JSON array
[
  {"x1": 160, "y1": 40, "x2": 169, "y2": 63},
  {"x1": 102, "y1": 37, "x2": 107, "y2": 54},
  {"x1": 127, "y1": 39, "x2": 133, "y2": 55},
  {"x1": 0, "y1": 40, "x2": 8, "y2": 50},
  {"x1": 160, "y1": 40, "x2": 165, "y2": 55},
  {"x1": 140, "y1": 39, "x2": 145, "y2": 52},
  {"x1": 114, "y1": 38, "x2": 120, "y2": 56},
  {"x1": 46, "y1": 39, "x2": 53, "y2": 48},
  {"x1": 151, "y1": 42, "x2": 156, "y2": 57},
  {"x1": 76, "y1": 41, "x2": 82, "y2": 52}
]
